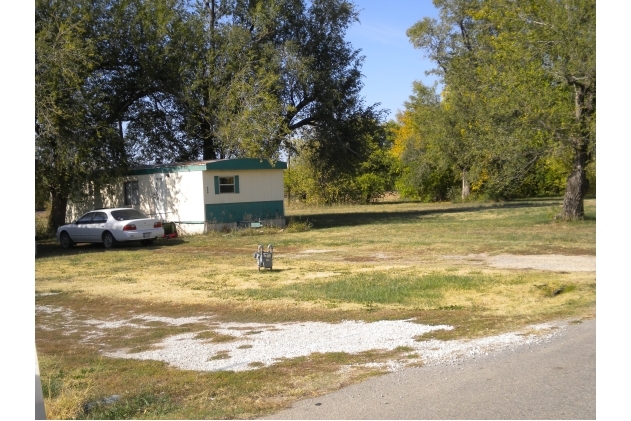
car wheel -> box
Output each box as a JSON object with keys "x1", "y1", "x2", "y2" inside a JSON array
[
  {"x1": 60, "y1": 232, "x2": 73, "y2": 249},
  {"x1": 103, "y1": 232, "x2": 116, "y2": 249},
  {"x1": 140, "y1": 239, "x2": 153, "y2": 246}
]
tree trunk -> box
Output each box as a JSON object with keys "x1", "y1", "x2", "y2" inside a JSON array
[
  {"x1": 558, "y1": 82, "x2": 594, "y2": 220},
  {"x1": 461, "y1": 168, "x2": 470, "y2": 199},
  {"x1": 203, "y1": 134, "x2": 216, "y2": 160},
  {"x1": 48, "y1": 189, "x2": 68, "y2": 233},
  {"x1": 201, "y1": 108, "x2": 216, "y2": 160},
  {"x1": 558, "y1": 144, "x2": 588, "y2": 220},
  {"x1": 287, "y1": 154, "x2": 291, "y2": 207}
]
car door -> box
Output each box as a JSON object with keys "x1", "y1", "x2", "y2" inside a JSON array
[
  {"x1": 88, "y1": 211, "x2": 108, "y2": 242},
  {"x1": 70, "y1": 212, "x2": 95, "y2": 242}
]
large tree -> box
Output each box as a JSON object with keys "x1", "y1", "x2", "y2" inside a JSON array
[
  {"x1": 405, "y1": 0, "x2": 595, "y2": 216},
  {"x1": 483, "y1": 0, "x2": 596, "y2": 219},
  {"x1": 392, "y1": 82, "x2": 459, "y2": 202},
  {"x1": 36, "y1": 0, "x2": 192, "y2": 231},
  {"x1": 125, "y1": 0, "x2": 380, "y2": 165},
  {"x1": 406, "y1": 0, "x2": 497, "y2": 200},
  {"x1": 36, "y1": 0, "x2": 108, "y2": 231}
]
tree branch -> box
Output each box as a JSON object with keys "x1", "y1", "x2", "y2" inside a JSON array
[{"x1": 288, "y1": 116, "x2": 316, "y2": 130}]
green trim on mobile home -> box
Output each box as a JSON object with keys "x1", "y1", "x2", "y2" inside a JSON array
[{"x1": 205, "y1": 200, "x2": 284, "y2": 223}]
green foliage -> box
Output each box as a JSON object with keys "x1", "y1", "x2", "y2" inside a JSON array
[
  {"x1": 392, "y1": 83, "x2": 461, "y2": 201},
  {"x1": 353, "y1": 173, "x2": 386, "y2": 204},
  {"x1": 285, "y1": 116, "x2": 398, "y2": 205},
  {"x1": 36, "y1": 0, "x2": 192, "y2": 230},
  {"x1": 123, "y1": 0, "x2": 380, "y2": 164},
  {"x1": 35, "y1": 186, "x2": 49, "y2": 211},
  {"x1": 36, "y1": 218, "x2": 51, "y2": 240},
  {"x1": 285, "y1": 126, "x2": 398, "y2": 205},
  {"x1": 400, "y1": 0, "x2": 595, "y2": 207},
  {"x1": 512, "y1": 157, "x2": 570, "y2": 198},
  {"x1": 286, "y1": 163, "x2": 357, "y2": 204}
]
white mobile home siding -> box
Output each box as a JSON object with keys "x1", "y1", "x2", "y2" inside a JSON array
[{"x1": 203, "y1": 170, "x2": 284, "y2": 204}]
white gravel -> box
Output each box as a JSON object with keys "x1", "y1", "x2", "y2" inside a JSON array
[
  {"x1": 37, "y1": 305, "x2": 564, "y2": 374},
  {"x1": 96, "y1": 316, "x2": 561, "y2": 373}
]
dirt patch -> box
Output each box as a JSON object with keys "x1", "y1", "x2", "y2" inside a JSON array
[
  {"x1": 344, "y1": 256, "x2": 378, "y2": 263},
  {"x1": 343, "y1": 254, "x2": 391, "y2": 263},
  {"x1": 442, "y1": 254, "x2": 595, "y2": 272},
  {"x1": 301, "y1": 250, "x2": 335, "y2": 254},
  {"x1": 303, "y1": 272, "x2": 340, "y2": 279}
]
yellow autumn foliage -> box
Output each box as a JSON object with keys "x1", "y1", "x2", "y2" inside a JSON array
[{"x1": 391, "y1": 110, "x2": 420, "y2": 159}]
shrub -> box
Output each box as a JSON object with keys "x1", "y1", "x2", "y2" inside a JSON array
[
  {"x1": 36, "y1": 213, "x2": 53, "y2": 240},
  {"x1": 285, "y1": 218, "x2": 312, "y2": 233}
]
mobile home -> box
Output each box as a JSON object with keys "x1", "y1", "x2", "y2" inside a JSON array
[{"x1": 67, "y1": 158, "x2": 287, "y2": 235}]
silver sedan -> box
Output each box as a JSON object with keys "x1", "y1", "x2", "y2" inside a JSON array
[{"x1": 56, "y1": 208, "x2": 165, "y2": 249}]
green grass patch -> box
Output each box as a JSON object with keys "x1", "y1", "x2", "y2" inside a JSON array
[
  {"x1": 84, "y1": 391, "x2": 177, "y2": 420},
  {"x1": 533, "y1": 283, "x2": 578, "y2": 298},
  {"x1": 194, "y1": 330, "x2": 239, "y2": 343},
  {"x1": 232, "y1": 271, "x2": 494, "y2": 306},
  {"x1": 208, "y1": 351, "x2": 231, "y2": 361}
]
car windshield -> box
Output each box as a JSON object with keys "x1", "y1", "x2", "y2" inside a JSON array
[{"x1": 111, "y1": 209, "x2": 148, "y2": 221}]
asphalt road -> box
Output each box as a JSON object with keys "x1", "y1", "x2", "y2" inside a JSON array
[{"x1": 263, "y1": 319, "x2": 595, "y2": 420}]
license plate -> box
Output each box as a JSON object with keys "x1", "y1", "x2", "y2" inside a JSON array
[{"x1": 143, "y1": 232, "x2": 151, "y2": 238}]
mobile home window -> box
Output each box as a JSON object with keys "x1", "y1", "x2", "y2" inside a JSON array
[
  {"x1": 219, "y1": 177, "x2": 234, "y2": 193},
  {"x1": 214, "y1": 175, "x2": 240, "y2": 194},
  {"x1": 124, "y1": 181, "x2": 139, "y2": 206}
]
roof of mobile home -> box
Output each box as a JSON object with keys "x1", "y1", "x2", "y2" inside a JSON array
[{"x1": 129, "y1": 158, "x2": 288, "y2": 175}]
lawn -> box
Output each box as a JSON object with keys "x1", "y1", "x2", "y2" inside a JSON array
[{"x1": 35, "y1": 197, "x2": 596, "y2": 419}]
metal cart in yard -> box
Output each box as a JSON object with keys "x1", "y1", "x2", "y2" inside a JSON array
[{"x1": 254, "y1": 244, "x2": 273, "y2": 270}]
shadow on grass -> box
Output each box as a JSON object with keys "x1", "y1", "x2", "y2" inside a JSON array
[
  {"x1": 292, "y1": 199, "x2": 567, "y2": 230},
  {"x1": 35, "y1": 237, "x2": 187, "y2": 259}
]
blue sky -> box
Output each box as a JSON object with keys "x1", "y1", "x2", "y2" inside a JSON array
[{"x1": 345, "y1": 0, "x2": 441, "y2": 121}]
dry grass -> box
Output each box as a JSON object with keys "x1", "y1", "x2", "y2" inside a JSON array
[{"x1": 35, "y1": 197, "x2": 596, "y2": 419}]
